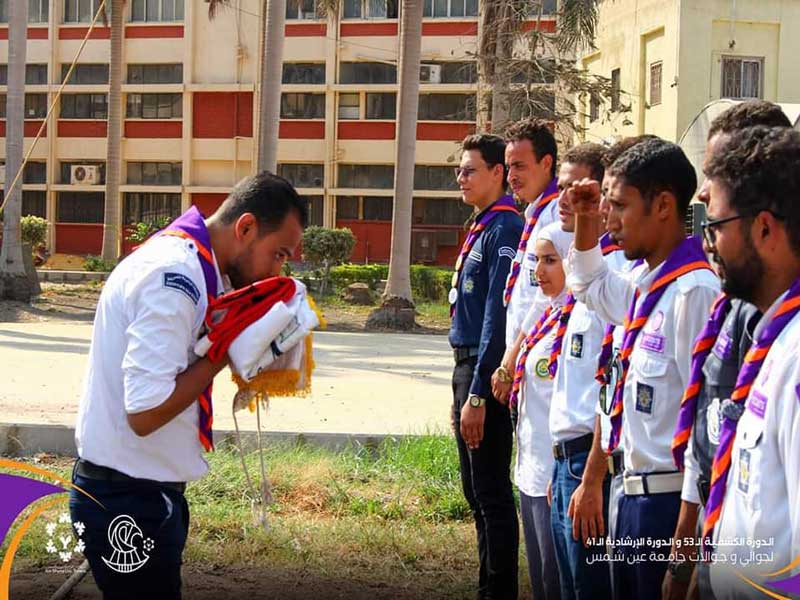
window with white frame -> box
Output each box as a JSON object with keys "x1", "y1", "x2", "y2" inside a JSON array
[
  {"x1": 338, "y1": 165, "x2": 394, "y2": 189},
  {"x1": 281, "y1": 93, "x2": 325, "y2": 119},
  {"x1": 343, "y1": 0, "x2": 398, "y2": 19},
  {"x1": 123, "y1": 192, "x2": 181, "y2": 225},
  {"x1": 63, "y1": 0, "x2": 103, "y2": 23},
  {"x1": 60, "y1": 94, "x2": 108, "y2": 119},
  {"x1": 1, "y1": 94, "x2": 50, "y2": 119},
  {"x1": 423, "y1": 0, "x2": 477, "y2": 17},
  {"x1": 527, "y1": 0, "x2": 557, "y2": 15},
  {"x1": 649, "y1": 61, "x2": 662, "y2": 106},
  {"x1": 338, "y1": 93, "x2": 360, "y2": 120},
  {"x1": 278, "y1": 164, "x2": 324, "y2": 188},
  {"x1": 418, "y1": 94, "x2": 476, "y2": 121},
  {"x1": 414, "y1": 166, "x2": 459, "y2": 191},
  {"x1": 340, "y1": 62, "x2": 397, "y2": 84},
  {"x1": 127, "y1": 162, "x2": 182, "y2": 185},
  {"x1": 130, "y1": 0, "x2": 184, "y2": 22},
  {"x1": 0, "y1": 0, "x2": 50, "y2": 22},
  {"x1": 1, "y1": 64, "x2": 49, "y2": 85},
  {"x1": 366, "y1": 93, "x2": 396, "y2": 119},
  {"x1": 61, "y1": 64, "x2": 109, "y2": 85},
  {"x1": 610, "y1": 68, "x2": 621, "y2": 111},
  {"x1": 282, "y1": 63, "x2": 325, "y2": 84},
  {"x1": 128, "y1": 64, "x2": 183, "y2": 84},
  {"x1": 721, "y1": 56, "x2": 763, "y2": 100},
  {"x1": 285, "y1": 0, "x2": 320, "y2": 19},
  {"x1": 126, "y1": 93, "x2": 182, "y2": 119}
]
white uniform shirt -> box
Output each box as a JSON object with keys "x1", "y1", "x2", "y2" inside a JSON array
[
  {"x1": 75, "y1": 234, "x2": 225, "y2": 482},
  {"x1": 710, "y1": 293, "x2": 800, "y2": 600},
  {"x1": 548, "y1": 301, "x2": 607, "y2": 443},
  {"x1": 568, "y1": 244, "x2": 719, "y2": 502},
  {"x1": 515, "y1": 297, "x2": 562, "y2": 497},
  {"x1": 505, "y1": 195, "x2": 559, "y2": 346}
]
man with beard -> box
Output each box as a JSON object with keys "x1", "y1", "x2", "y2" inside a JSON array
[
  {"x1": 666, "y1": 101, "x2": 791, "y2": 600},
  {"x1": 567, "y1": 140, "x2": 719, "y2": 599},
  {"x1": 698, "y1": 126, "x2": 800, "y2": 599},
  {"x1": 70, "y1": 173, "x2": 307, "y2": 598}
]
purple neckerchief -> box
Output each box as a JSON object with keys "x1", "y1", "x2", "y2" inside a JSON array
[
  {"x1": 163, "y1": 206, "x2": 218, "y2": 298},
  {"x1": 607, "y1": 236, "x2": 712, "y2": 452}
]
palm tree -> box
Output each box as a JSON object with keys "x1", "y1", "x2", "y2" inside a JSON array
[
  {"x1": 0, "y1": 0, "x2": 32, "y2": 301},
  {"x1": 366, "y1": 0, "x2": 423, "y2": 330},
  {"x1": 257, "y1": 0, "x2": 287, "y2": 172},
  {"x1": 101, "y1": 0, "x2": 123, "y2": 261}
]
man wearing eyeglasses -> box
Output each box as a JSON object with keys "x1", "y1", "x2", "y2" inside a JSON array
[
  {"x1": 450, "y1": 133, "x2": 523, "y2": 599},
  {"x1": 665, "y1": 101, "x2": 791, "y2": 600}
]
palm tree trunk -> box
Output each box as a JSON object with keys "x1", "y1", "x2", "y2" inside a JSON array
[
  {"x1": 101, "y1": 0, "x2": 123, "y2": 261},
  {"x1": 366, "y1": 0, "x2": 422, "y2": 330},
  {"x1": 1, "y1": 0, "x2": 31, "y2": 300},
  {"x1": 257, "y1": 0, "x2": 287, "y2": 173}
]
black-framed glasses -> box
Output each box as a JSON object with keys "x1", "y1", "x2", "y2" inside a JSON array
[{"x1": 700, "y1": 214, "x2": 746, "y2": 247}]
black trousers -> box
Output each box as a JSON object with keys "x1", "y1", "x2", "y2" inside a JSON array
[{"x1": 452, "y1": 356, "x2": 519, "y2": 600}]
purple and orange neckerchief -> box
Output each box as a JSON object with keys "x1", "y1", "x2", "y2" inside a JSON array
[
  {"x1": 502, "y1": 179, "x2": 559, "y2": 307},
  {"x1": 606, "y1": 236, "x2": 714, "y2": 453},
  {"x1": 509, "y1": 305, "x2": 562, "y2": 408},
  {"x1": 547, "y1": 293, "x2": 577, "y2": 377},
  {"x1": 670, "y1": 293, "x2": 732, "y2": 470},
  {"x1": 159, "y1": 207, "x2": 219, "y2": 452},
  {"x1": 449, "y1": 195, "x2": 518, "y2": 317},
  {"x1": 702, "y1": 279, "x2": 800, "y2": 552}
]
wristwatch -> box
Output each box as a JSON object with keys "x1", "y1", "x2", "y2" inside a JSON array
[
  {"x1": 468, "y1": 394, "x2": 486, "y2": 408},
  {"x1": 667, "y1": 560, "x2": 694, "y2": 584}
]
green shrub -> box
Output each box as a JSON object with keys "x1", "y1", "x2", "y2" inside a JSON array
[
  {"x1": 20, "y1": 215, "x2": 48, "y2": 249},
  {"x1": 83, "y1": 255, "x2": 117, "y2": 272},
  {"x1": 327, "y1": 263, "x2": 452, "y2": 302},
  {"x1": 126, "y1": 216, "x2": 173, "y2": 244},
  {"x1": 302, "y1": 227, "x2": 356, "y2": 294}
]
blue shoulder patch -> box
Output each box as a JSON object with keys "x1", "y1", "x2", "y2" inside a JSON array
[{"x1": 163, "y1": 272, "x2": 200, "y2": 305}]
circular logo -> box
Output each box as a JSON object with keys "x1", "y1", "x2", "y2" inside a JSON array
[
  {"x1": 535, "y1": 358, "x2": 550, "y2": 378},
  {"x1": 647, "y1": 310, "x2": 665, "y2": 332},
  {"x1": 101, "y1": 515, "x2": 155, "y2": 574}
]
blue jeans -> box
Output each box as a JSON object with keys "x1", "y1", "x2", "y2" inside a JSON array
[
  {"x1": 69, "y1": 464, "x2": 190, "y2": 599},
  {"x1": 550, "y1": 450, "x2": 612, "y2": 600}
]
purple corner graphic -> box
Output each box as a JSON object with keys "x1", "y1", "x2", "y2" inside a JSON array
[
  {"x1": 770, "y1": 572, "x2": 800, "y2": 596},
  {"x1": 0, "y1": 473, "x2": 66, "y2": 546}
]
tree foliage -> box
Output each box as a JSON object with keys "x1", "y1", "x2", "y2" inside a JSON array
[{"x1": 302, "y1": 226, "x2": 356, "y2": 294}]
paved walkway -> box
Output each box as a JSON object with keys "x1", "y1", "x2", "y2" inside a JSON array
[{"x1": 0, "y1": 323, "x2": 454, "y2": 436}]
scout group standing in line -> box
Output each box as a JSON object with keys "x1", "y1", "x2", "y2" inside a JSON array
[{"x1": 448, "y1": 101, "x2": 800, "y2": 600}]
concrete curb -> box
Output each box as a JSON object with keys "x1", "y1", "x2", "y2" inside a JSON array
[
  {"x1": 38, "y1": 270, "x2": 109, "y2": 283},
  {"x1": 0, "y1": 422, "x2": 414, "y2": 458}
]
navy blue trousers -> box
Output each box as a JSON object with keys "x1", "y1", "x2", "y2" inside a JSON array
[
  {"x1": 69, "y1": 465, "x2": 189, "y2": 599},
  {"x1": 611, "y1": 491, "x2": 681, "y2": 600}
]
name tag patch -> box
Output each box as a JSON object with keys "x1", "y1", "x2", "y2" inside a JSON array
[
  {"x1": 468, "y1": 250, "x2": 482, "y2": 263},
  {"x1": 163, "y1": 272, "x2": 200, "y2": 305},
  {"x1": 712, "y1": 330, "x2": 733, "y2": 360},
  {"x1": 640, "y1": 333, "x2": 665, "y2": 354},
  {"x1": 738, "y1": 448, "x2": 751, "y2": 494},
  {"x1": 499, "y1": 246, "x2": 516, "y2": 260},
  {"x1": 635, "y1": 382, "x2": 654, "y2": 414},
  {"x1": 746, "y1": 389, "x2": 767, "y2": 420},
  {"x1": 570, "y1": 333, "x2": 584, "y2": 358}
]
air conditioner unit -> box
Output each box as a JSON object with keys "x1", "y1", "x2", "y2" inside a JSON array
[
  {"x1": 0, "y1": 165, "x2": 5, "y2": 184},
  {"x1": 420, "y1": 64, "x2": 442, "y2": 84},
  {"x1": 71, "y1": 164, "x2": 100, "y2": 185}
]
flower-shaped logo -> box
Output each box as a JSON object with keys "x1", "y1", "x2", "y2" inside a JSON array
[{"x1": 44, "y1": 512, "x2": 84, "y2": 563}]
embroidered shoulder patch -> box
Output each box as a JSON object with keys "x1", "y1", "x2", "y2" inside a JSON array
[
  {"x1": 163, "y1": 272, "x2": 200, "y2": 305},
  {"x1": 499, "y1": 246, "x2": 516, "y2": 260}
]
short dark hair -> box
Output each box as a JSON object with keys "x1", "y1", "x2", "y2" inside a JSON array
[
  {"x1": 462, "y1": 133, "x2": 508, "y2": 185},
  {"x1": 708, "y1": 100, "x2": 792, "y2": 139},
  {"x1": 562, "y1": 143, "x2": 606, "y2": 182},
  {"x1": 608, "y1": 138, "x2": 697, "y2": 218},
  {"x1": 504, "y1": 118, "x2": 558, "y2": 178},
  {"x1": 216, "y1": 171, "x2": 309, "y2": 232},
  {"x1": 602, "y1": 135, "x2": 659, "y2": 168},
  {"x1": 705, "y1": 125, "x2": 800, "y2": 255}
]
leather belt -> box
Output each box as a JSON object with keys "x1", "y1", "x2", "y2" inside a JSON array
[
  {"x1": 607, "y1": 451, "x2": 624, "y2": 477},
  {"x1": 453, "y1": 346, "x2": 480, "y2": 363},
  {"x1": 623, "y1": 471, "x2": 684, "y2": 496},
  {"x1": 552, "y1": 433, "x2": 593, "y2": 460},
  {"x1": 76, "y1": 459, "x2": 186, "y2": 494}
]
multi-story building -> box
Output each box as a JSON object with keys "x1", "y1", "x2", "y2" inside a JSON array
[
  {"x1": 579, "y1": 0, "x2": 800, "y2": 145},
  {"x1": 0, "y1": 0, "x2": 556, "y2": 265}
]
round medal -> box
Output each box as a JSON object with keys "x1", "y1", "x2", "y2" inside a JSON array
[{"x1": 448, "y1": 288, "x2": 458, "y2": 305}]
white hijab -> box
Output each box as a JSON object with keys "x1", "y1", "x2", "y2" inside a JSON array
[{"x1": 536, "y1": 222, "x2": 574, "y2": 261}]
